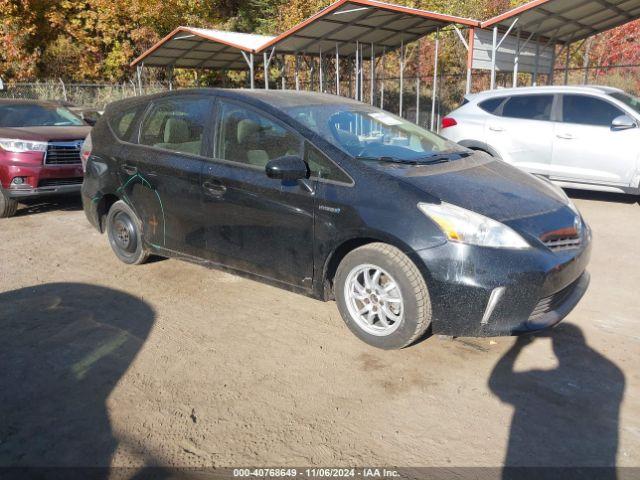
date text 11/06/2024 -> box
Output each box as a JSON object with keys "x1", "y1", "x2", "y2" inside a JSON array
[{"x1": 232, "y1": 468, "x2": 400, "y2": 477}]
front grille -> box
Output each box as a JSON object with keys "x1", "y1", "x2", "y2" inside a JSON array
[
  {"x1": 544, "y1": 236, "x2": 582, "y2": 252},
  {"x1": 45, "y1": 141, "x2": 83, "y2": 165},
  {"x1": 529, "y1": 279, "x2": 580, "y2": 321},
  {"x1": 38, "y1": 178, "x2": 83, "y2": 187}
]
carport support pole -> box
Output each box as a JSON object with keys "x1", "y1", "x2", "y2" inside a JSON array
[
  {"x1": 250, "y1": 53, "x2": 255, "y2": 89},
  {"x1": 335, "y1": 43, "x2": 340, "y2": 96},
  {"x1": 319, "y1": 48, "x2": 324, "y2": 93},
  {"x1": 549, "y1": 43, "x2": 556, "y2": 85},
  {"x1": 466, "y1": 28, "x2": 474, "y2": 95},
  {"x1": 399, "y1": 40, "x2": 404, "y2": 117},
  {"x1": 264, "y1": 52, "x2": 269, "y2": 90},
  {"x1": 513, "y1": 30, "x2": 520, "y2": 88},
  {"x1": 137, "y1": 64, "x2": 144, "y2": 95},
  {"x1": 167, "y1": 66, "x2": 173, "y2": 91},
  {"x1": 416, "y1": 76, "x2": 420, "y2": 125},
  {"x1": 490, "y1": 27, "x2": 497, "y2": 90},
  {"x1": 564, "y1": 44, "x2": 571, "y2": 85},
  {"x1": 370, "y1": 43, "x2": 375, "y2": 105},
  {"x1": 355, "y1": 41, "x2": 360, "y2": 101},
  {"x1": 533, "y1": 39, "x2": 540, "y2": 86},
  {"x1": 430, "y1": 29, "x2": 440, "y2": 132},
  {"x1": 380, "y1": 47, "x2": 385, "y2": 109}
]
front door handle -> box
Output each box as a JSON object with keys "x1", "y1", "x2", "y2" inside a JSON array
[
  {"x1": 203, "y1": 180, "x2": 227, "y2": 197},
  {"x1": 556, "y1": 133, "x2": 576, "y2": 140},
  {"x1": 121, "y1": 164, "x2": 138, "y2": 175}
]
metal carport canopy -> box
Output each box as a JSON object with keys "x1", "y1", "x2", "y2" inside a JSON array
[
  {"x1": 481, "y1": 0, "x2": 640, "y2": 43},
  {"x1": 260, "y1": 0, "x2": 478, "y2": 57},
  {"x1": 130, "y1": 27, "x2": 275, "y2": 69}
]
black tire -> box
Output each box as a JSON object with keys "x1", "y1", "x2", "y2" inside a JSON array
[
  {"x1": 106, "y1": 200, "x2": 150, "y2": 265},
  {"x1": 334, "y1": 242, "x2": 431, "y2": 350},
  {"x1": 0, "y1": 188, "x2": 18, "y2": 218}
]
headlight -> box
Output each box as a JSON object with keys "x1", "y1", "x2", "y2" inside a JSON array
[
  {"x1": 0, "y1": 138, "x2": 48, "y2": 153},
  {"x1": 418, "y1": 202, "x2": 530, "y2": 250}
]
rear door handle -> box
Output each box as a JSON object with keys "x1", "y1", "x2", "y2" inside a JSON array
[
  {"x1": 556, "y1": 133, "x2": 576, "y2": 140},
  {"x1": 203, "y1": 180, "x2": 227, "y2": 197},
  {"x1": 489, "y1": 125, "x2": 505, "y2": 132},
  {"x1": 121, "y1": 164, "x2": 138, "y2": 175}
]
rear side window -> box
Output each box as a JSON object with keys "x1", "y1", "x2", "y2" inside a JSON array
[
  {"x1": 562, "y1": 95, "x2": 623, "y2": 126},
  {"x1": 139, "y1": 97, "x2": 211, "y2": 156},
  {"x1": 110, "y1": 105, "x2": 142, "y2": 141},
  {"x1": 478, "y1": 97, "x2": 506, "y2": 115},
  {"x1": 502, "y1": 95, "x2": 554, "y2": 121},
  {"x1": 305, "y1": 143, "x2": 352, "y2": 184}
]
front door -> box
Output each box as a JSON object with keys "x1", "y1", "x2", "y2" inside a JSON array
[
  {"x1": 484, "y1": 94, "x2": 556, "y2": 175},
  {"x1": 200, "y1": 98, "x2": 315, "y2": 288},
  {"x1": 118, "y1": 95, "x2": 213, "y2": 255},
  {"x1": 551, "y1": 94, "x2": 640, "y2": 186}
]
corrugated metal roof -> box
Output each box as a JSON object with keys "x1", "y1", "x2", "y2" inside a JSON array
[
  {"x1": 131, "y1": 27, "x2": 275, "y2": 69},
  {"x1": 481, "y1": 0, "x2": 640, "y2": 43},
  {"x1": 262, "y1": 0, "x2": 478, "y2": 57}
]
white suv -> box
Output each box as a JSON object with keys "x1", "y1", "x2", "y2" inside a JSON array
[{"x1": 441, "y1": 86, "x2": 640, "y2": 195}]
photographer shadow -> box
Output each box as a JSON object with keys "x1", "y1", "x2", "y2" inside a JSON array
[
  {"x1": 489, "y1": 324, "x2": 625, "y2": 479},
  {"x1": 0, "y1": 283, "x2": 155, "y2": 473}
]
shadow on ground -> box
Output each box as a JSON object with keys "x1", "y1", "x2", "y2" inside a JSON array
[
  {"x1": 0, "y1": 283, "x2": 155, "y2": 473},
  {"x1": 14, "y1": 195, "x2": 83, "y2": 217},
  {"x1": 489, "y1": 324, "x2": 625, "y2": 479},
  {"x1": 565, "y1": 188, "x2": 639, "y2": 205}
]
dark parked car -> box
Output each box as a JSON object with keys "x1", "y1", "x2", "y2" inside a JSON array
[
  {"x1": 0, "y1": 99, "x2": 91, "y2": 217},
  {"x1": 82, "y1": 89, "x2": 591, "y2": 349}
]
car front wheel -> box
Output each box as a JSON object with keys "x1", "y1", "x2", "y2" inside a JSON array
[
  {"x1": 0, "y1": 188, "x2": 18, "y2": 218},
  {"x1": 106, "y1": 200, "x2": 150, "y2": 265},
  {"x1": 334, "y1": 243, "x2": 432, "y2": 349}
]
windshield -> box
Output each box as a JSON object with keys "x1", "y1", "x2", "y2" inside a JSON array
[
  {"x1": 609, "y1": 92, "x2": 640, "y2": 116},
  {"x1": 284, "y1": 104, "x2": 468, "y2": 163},
  {"x1": 0, "y1": 104, "x2": 85, "y2": 127}
]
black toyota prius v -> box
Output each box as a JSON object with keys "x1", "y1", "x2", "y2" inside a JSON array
[{"x1": 81, "y1": 89, "x2": 591, "y2": 349}]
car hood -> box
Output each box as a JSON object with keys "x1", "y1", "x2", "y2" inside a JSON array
[
  {"x1": 0, "y1": 126, "x2": 91, "y2": 142},
  {"x1": 366, "y1": 152, "x2": 567, "y2": 222}
]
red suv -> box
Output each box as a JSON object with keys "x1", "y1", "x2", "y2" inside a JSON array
[{"x1": 0, "y1": 99, "x2": 91, "y2": 217}]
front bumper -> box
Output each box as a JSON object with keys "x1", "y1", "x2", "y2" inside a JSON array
[
  {"x1": 416, "y1": 232, "x2": 592, "y2": 337},
  {"x1": 8, "y1": 183, "x2": 82, "y2": 198}
]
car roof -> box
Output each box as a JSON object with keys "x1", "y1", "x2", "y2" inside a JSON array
[
  {"x1": 110, "y1": 88, "x2": 363, "y2": 112},
  {"x1": 467, "y1": 85, "x2": 624, "y2": 101}
]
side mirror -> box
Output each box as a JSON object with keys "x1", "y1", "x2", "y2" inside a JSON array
[
  {"x1": 611, "y1": 115, "x2": 637, "y2": 131},
  {"x1": 265, "y1": 155, "x2": 308, "y2": 181}
]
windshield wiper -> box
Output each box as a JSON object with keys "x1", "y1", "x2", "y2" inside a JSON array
[{"x1": 355, "y1": 151, "x2": 471, "y2": 165}]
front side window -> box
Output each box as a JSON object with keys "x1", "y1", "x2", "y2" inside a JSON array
[
  {"x1": 609, "y1": 91, "x2": 640, "y2": 116},
  {"x1": 284, "y1": 104, "x2": 466, "y2": 164},
  {"x1": 110, "y1": 105, "x2": 142, "y2": 141},
  {"x1": 139, "y1": 97, "x2": 210, "y2": 156},
  {"x1": 305, "y1": 143, "x2": 352, "y2": 184},
  {"x1": 0, "y1": 104, "x2": 85, "y2": 127},
  {"x1": 215, "y1": 100, "x2": 302, "y2": 167},
  {"x1": 501, "y1": 95, "x2": 554, "y2": 121},
  {"x1": 562, "y1": 95, "x2": 623, "y2": 127}
]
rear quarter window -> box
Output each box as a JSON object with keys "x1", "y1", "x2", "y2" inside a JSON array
[
  {"x1": 478, "y1": 97, "x2": 506, "y2": 115},
  {"x1": 109, "y1": 104, "x2": 143, "y2": 141}
]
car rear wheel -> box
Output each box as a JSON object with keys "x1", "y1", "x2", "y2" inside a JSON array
[
  {"x1": 107, "y1": 200, "x2": 150, "y2": 265},
  {"x1": 334, "y1": 243, "x2": 431, "y2": 349},
  {"x1": 0, "y1": 189, "x2": 18, "y2": 218}
]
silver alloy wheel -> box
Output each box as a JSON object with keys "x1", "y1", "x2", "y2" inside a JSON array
[{"x1": 344, "y1": 264, "x2": 404, "y2": 336}]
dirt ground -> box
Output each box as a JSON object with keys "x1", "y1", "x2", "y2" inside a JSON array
[{"x1": 0, "y1": 191, "x2": 639, "y2": 473}]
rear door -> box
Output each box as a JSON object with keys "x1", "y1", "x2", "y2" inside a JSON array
[
  {"x1": 200, "y1": 98, "x2": 316, "y2": 288},
  {"x1": 551, "y1": 94, "x2": 639, "y2": 186},
  {"x1": 119, "y1": 94, "x2": 213, "y2": 255},
  {"x1": 484, "y1": 94, "x2": 556, "y2": 175}
]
